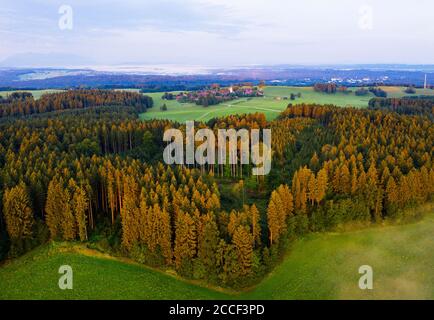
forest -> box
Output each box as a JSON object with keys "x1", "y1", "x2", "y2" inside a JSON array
[
  {"x1": 369, "y1": 96, "x2": 434, "y2": 117},
  {"x1": 0, "y1": 90, "x2": 433, "y2": 288},
  {"x1": 313, "y1": 83, "x2": 350, "y2": 94},
  {"x1": 368, "y1": 87, "x2": 388, "y2": 97},
  {"x1": 0, "y1": 89, "x2": 153, "y2": 118},
  {"x1": 171, "y1": 85, "x2": 263, "y2": 106},
  {"x1": 313, "y1": 83, "x2": 338, "y2": 94}
]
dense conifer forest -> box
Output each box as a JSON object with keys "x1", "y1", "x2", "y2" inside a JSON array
[
  {"x1": 369, "y1": 96, "x2": 434, "y2": 117},
  {"x1": 0, "y1": 90, "x2": 433, "y2": 288},
  {"x1": 0, "y1": 90, "x2": 153, "y2": 118}
]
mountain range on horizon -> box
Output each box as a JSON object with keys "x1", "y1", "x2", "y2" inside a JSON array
[
  {"x1": 2, "y1": 53, "x2": 434, "y2": 72},
  {"x1": 0, "y1": 60, "x2": 433, "y2": 90}
]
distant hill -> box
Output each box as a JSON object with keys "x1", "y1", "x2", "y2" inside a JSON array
[{"x1": 0, "y1": 64, "x2": 433, "y2": 89}]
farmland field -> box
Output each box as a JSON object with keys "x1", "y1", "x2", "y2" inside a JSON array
[
  {"x1": 1, "y1": 207, "x2": 432, "y2": 300},
  {"x1": 1, "y1": 86, "x2": 432, "y2": 122},
  {"x1": 140, "y1": 86, "x2": 434, "y2": 122}
]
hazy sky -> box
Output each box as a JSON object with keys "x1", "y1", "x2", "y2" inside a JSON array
[{"x1": 1, "y1": 0, "x2": 433, "y2": 66}]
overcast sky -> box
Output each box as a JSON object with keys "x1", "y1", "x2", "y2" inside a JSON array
[{"x1": 1, "y1": 0, "x2": 433, "y2": 67}]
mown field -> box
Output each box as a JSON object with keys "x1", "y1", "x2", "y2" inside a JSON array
[
  {"x1": 140, "y1": 86, "x2": 434, "y2": 122},
  {"x1": 1, "y1": 208, "x2": 432, "y2": 300}
]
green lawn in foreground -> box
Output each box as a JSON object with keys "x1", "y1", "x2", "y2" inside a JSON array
[
  {"x1": 1, "y1": 209, "x2": 433, "y2": 300},
  {"x1": 243, "y1": 209, "x2": 434, "y2": 300},
  {"x1": 140, "y1": 86, "x2": 434, "y2": 122},
  {"x1": 0, "y1": 244, "x2": 227, "y2": 300}
]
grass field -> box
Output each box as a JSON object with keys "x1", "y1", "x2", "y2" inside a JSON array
[
  {"x1": 1, "y1": 208, "x2": 433, "y2": 300},
  {"x1": 0, "y1": 244, "x2": 228, "y2": 300},
  {"x1": 244, "y1": 207, "x2": 434, "y2": 300},
  {"x1": 1, "y1": 86, "x2": 433, "y2": 122},
  {"x1": 140, "y1": 86, "x2": 434, "y2": 122}
]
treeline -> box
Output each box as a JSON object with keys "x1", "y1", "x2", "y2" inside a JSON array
[
  {"x1": 314, "y1": 84, "x2": 389, "y2": 97},
  {"x1": 0, "y1": 92, "x2": 33, "y2": 103},
  {"x1": 174, "y1": 87, "x2": 263, "y2": 107},
  {"x1": 0, "y1": 90, "x2": 153, "y2": 118},
  {"x1": 314, "y1": 83, "x2": 338, "y2": 94},
  {"x1": 355, "y1": 87, "x2": 369, "y2": 96},
  {"x1": 0, "y1": 100, "x2": 433, "y2": 288},
  {"x1": 369, "y1": 96, "x2": 434, "y2": 117},
  {"x1": 313, "y1": 83, "x2": 350, "y2": 94},
  {"x1": 368, "y1": 86, "x2": 388, "y2": 97}
]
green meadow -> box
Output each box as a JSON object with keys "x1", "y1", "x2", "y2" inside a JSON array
[
  {"x1": 0, "y1": 245, "x2": 227, "y2": 300},
  {"x1": 140, "y1": 86, "x2": 434, "y2": 122},
  {"x1": 1, "y1": 86, "x2": 432, "y2": 122},
  {"x1": 244, "y1": 208, "x2": 434, "y2": 300},
  {"x1": 1, "y1": 208, "x2": 432, "y2": 300}
]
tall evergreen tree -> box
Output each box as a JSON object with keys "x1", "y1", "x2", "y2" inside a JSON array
[
  {"x1": 3, "y1": 182, "x2": 34, "y2": 255},
  {"x1": 45, "y1": 177, "x2": 65, "y2": 239}
]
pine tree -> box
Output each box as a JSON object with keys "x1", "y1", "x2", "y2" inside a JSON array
[
  {"x1": 228, "y1": 210, "x2": 239, "y2": 238},
  {"x1": 158, "y1": 205, "x2": 172, "y2": 265},
  {"x1": 3, "y1": 182, "x2": 34, "y2": 254},
  {"x1": 106, "y1": 167, "x2": 116, "y2": 225},
  {"x1": 61, "y1": 187, "x2": 76, "y2": 241},
  {"x1": 374, "y1": 188, "x2": 383, "y2": 222},
  {"x1": 174, "y1": 212, "x2": 197, "y2": 274},
  {"x1": 72, "y1": 184, "x2": 88, "y2": 241},
  {"x1": 309, "y1": 152, "x2": 320, "y2": 171},
  {"x1": 366, "y1": 163, "x2": 380, "y2": 217},
  {"x1": 300, "y1": 188, "x2": 307, "y2": 214},
  {"x1": 367, "y1": 163, "x2": 378, "y2": 187},
  {"x1": 232, "y1": 225, "x2": 253, "y2": 276},
  {"x1": 340, "y1": 164, "x2": 351, "y2": 195},
  {"x1": 292, "y1": 172, "x2": 302, "y2": 210},
  {"x1": 386, "y1": 177, "x2": 399, "y2": 205},
  {"x1": 316, "y1": 168, "x2": 328, "y2": 204},
  {"x1": 277, "y1": 184, "x2": 294, "y2": 218},
  {"x1": 332, "y1": 166, "x2": 341, "y2": 193},
  {"x1": 307, "y1": 174, "x2": 317, "y2": 205},
  {"x1": 358, "y1": 169, "x2": 367, "y2": 191},
  {"x1": 120, "y1": 175, "x2": 140, "y2": 250},
  {"x1": 267, "y1": 198, "x2": 279, "y2": 245},
  {"x1": 350, "y1": 166, "x2": 358, "y2": 195},
  {"x1": 250, "y1": 204, "x2": 261, "y2": 247},
  {"x1": 270, "y1": 190, "x2": 286, "y2": 234},
  {"x1": 45, "y1": 177, "x2": 64, "y2": 239},
  {"x1": 198, "y1": 213, "x2": 219, "y2": 277},
  {"x1": 217, "y1": 241, "x2": 239, "y2": 285}
]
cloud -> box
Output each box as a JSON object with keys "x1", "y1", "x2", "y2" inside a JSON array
[{"x1": 0, "y1": 0, "x2": 433, "y2": 65}]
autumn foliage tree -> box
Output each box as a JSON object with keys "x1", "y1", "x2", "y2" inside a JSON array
[
  {"x1": 45, "y1": 177, "x2": 65, "y2": 240},
  {"x1": 3, "y1": 182, "x2": 35, "y2": 255},
  {"x1": 0, "y1": 90, "x2": 433, "y2": 289}
]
